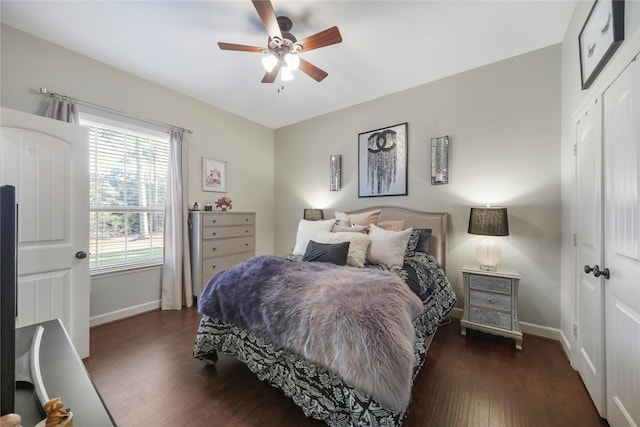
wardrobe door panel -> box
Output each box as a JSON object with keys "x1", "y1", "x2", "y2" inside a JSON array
[{"x1": 603, "y1": 56, "x2": 640, "y2": 427}]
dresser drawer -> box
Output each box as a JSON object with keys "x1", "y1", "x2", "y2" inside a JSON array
[
  {"x1": 202, "y1": 214, "x2": 254, "y2": 227},
  {"x1": 201, "y1": 253, "x2": 253, "y2": 285},
  {"x1": 202, "y1": 236, "x2": 254, "y2": 258},
  {"x1": 469, "y1": 274, "x2": 512, "y2": 294},
  {"x1": 469, "y1": 307, "x2": 512, "y2": 330},
  {"x1": 202, "y1": 225, "x2": 255, "y2": 240},
  {"x1": 469, "y1": 289, "x2": 512, "y2": 312}
]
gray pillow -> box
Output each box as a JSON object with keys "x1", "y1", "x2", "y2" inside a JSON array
[
  {"x1": 302, "y1": 240, "x2": 351, "y2": 266},
  {"x1": 406, "y1": 228, "x2": 432, "y2": 253}
]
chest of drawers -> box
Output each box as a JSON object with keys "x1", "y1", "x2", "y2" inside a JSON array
[
  {"x1": 189, "y1": 211, "x2": 255, "y2": 298},
  {"x1": 460, "y1": 265, "x2": 522, "y2": 349}
]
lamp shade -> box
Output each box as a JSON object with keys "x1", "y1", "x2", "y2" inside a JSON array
[
  {"x1": 284, "y1": 53, "x2": 300, "y2": 70},
  {"x1": 261, "y1": 54, "x2": 278, "y2": 72},
  {"x1": 303, "y1": 209, "x2": 324, "y2": 221},
  {"x1": 468, "y1": 207, "x2": 509, "y2": 236}
]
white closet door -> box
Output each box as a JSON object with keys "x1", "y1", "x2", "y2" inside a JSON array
[
  {"x1": 603, "y1": 56, "x2": 640, "y2": 427},
  {"x1": 575, "y1": 96, "x2": 606, "y2": 417}
]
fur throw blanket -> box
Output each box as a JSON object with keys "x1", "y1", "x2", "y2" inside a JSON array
[{"x1": 198, "y1": 255, "x2": 423, "y2": 411}]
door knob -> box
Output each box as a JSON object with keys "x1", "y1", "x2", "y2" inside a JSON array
[
  {"x1": 584, "y1": 264, "x2": 610, "y2": 279},
  {"x1": 75, "y1": 251, "x2": 88, "y2": 259},
  {"x1": 593, "y1": 265, "x2": 610, "y2": 279}
]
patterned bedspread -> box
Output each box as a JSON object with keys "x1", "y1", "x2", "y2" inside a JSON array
[{"x1": 193, "y1": 252, "x2": 456, "y2": 427}]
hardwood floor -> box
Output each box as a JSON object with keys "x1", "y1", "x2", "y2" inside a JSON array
[{"x1": 84, "y1": 308, "x2": 608, "y2": 427}]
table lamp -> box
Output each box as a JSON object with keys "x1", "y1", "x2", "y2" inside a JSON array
[{"x1": 468, "y1": 206, "x2": 509, "y2": 271}]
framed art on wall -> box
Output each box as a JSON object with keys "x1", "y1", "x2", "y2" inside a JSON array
[
  {"x1": 579, "y1": 0, "x2": 625, "y2": 90},
  {"x1": 202, "y1": 157, "x2": 227, "y2": 192},
  {"x1": 358, "y1": 122, "x2": 408, "y2": 198}
]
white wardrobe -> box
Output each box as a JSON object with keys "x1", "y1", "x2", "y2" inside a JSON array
[{"x1": 575, "y1": 55, "x2": 640, "y2": 427}]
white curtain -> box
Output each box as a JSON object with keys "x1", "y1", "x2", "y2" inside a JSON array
[
  {"x1": 161, "y1": 129, "x2": 192, "y2": 309},
  {"x1": 45, "y1": 96, "x2": 78, "y2": 124}
]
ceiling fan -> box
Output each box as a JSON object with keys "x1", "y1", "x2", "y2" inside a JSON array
[{"x1": 218, "y1": 0, "x2": 342, "y2": 83}]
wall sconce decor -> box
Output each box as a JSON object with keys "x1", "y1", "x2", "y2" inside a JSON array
[
  {"x1": 431, "y1": 136, "x2": 449, "y2": 185},
  {"x1": 468, "y1": 206, "x2": 509, "y2": 271},
  {"x1": 330, "y1": 154, "x2": 342, "y2": 191},
  {"x1": 303, "y1": 209, "x2": 324, "y2": 221}
]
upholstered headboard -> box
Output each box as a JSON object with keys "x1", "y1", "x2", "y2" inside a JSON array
[{"x1": 345, "y1": 206, "x2": 448, "y2": 272}]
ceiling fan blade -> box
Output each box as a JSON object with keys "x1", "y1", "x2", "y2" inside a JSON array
[
  {"x1": 262, "y1": 63, "x2": 281, "y2": 83},
  {"x1": 252, "y1": 0, "x2": 282, "y2": 42},
  {"x1": 218, "y1": 42, "x2": 264, "y2": 52},
  {"x1": 298, "y1": 58, "x2": 328, "y2": 82},
  {"x1": 297, "y1": 26, "x2": 342, "y2": 52}
]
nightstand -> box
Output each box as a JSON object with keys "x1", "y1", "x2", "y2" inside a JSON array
[{"x1": 460, "y1": 265, "x2": 522, "y2": 350}]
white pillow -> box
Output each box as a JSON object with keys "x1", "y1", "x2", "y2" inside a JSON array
[
  {"x1": 292, "y1": 219, "x2": 336, "y2": 256},
  {"x1": 366, "y1": 224, "x2": 413, "y2": 267},
  {"x1": 314, "y1": 231, "x2": 372, "y2": 268}
]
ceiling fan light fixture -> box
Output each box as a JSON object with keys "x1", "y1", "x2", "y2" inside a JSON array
[
  {"x1": 284, "y1": 52, "x2": 300, "y2": 70},
  {"x1": 261, "y1": 53, "x2": 278, "y2": 72},
  {"x1": 281, "y1": 66, "x2": 294, "y2": 81}
]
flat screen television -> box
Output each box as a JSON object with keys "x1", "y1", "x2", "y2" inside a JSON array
[{"x1": 0, "y1": 185, "x2": 17, "y2": 416}]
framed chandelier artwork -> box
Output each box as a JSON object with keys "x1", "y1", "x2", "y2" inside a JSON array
[{"x1": 358, "y1": 123, "x2": 408, "y2": 198}]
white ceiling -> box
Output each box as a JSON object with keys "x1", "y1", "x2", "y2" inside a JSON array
[{"x1": 1, "y1": 1, "x2": 575, "y2": 129}]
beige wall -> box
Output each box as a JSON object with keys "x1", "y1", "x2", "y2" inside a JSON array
[
  {"x1": 275, "y1": 45, "x2": 562, "y2": 330},
  {"x1": 0, "y1": 24, "x2": 275, "y2": 321},
  {"x1": 559, "y1": 2, "x2": 640, "y2": 356}
]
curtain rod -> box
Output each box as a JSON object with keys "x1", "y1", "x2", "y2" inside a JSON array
[{"x1": 39, "y1": 88, "x2": 193, "y2": 134}]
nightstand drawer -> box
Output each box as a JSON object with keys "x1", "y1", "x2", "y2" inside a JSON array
[
  {"x1": 469, "y1": 307, "x2": 511, "y2": 330},
  {"x1": 469, "y1": 274, "x2": 512, "y2": 294},
  {"x1": 469, "y1": 289, "x2": 512, "y2": 311}
]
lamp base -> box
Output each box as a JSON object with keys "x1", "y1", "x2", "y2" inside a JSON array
[{"x1": 476, "y1": 238, "x2": 501, "y2": 273}]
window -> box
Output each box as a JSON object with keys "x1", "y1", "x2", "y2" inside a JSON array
[{"x1": 80, "y1": 115, "x2": 170, "y2": 272}]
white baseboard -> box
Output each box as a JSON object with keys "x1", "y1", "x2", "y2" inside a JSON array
[
  {"x1": 559, "y1": 330, "x2": 572, "y2": 362},
  {"x1": 447, "y1": 307, "x2": 563, "y2": 342},
  {"x1": 90, "y1": 300, "x2": 161, "y2": 327},
  {"x1": 519, "y1": 321, "x2": 562, "y2": 341}
]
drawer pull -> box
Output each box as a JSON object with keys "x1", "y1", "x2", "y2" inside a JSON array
[
  {"x1": 212, "y1": 247, "x2": 216, "y2": 251},
  {"x1": 212, "y1": 232, "x2": 217, "y2": 236},
  {"x1": 245, "y1": 218, "x2": 249, "y2": 222},
  {"x1": 245, "y1": 243, "x2": 249, "y2": 246},
  {"x1": 212, "y1": 265, "x2": 216, "y2": 270}
]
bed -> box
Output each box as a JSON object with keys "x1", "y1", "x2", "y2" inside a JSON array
[{"x1": 193, "y1": 206, "x2": 456, "y2": 426}]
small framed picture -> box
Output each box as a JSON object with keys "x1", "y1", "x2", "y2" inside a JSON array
[
  {"x1": 202, "y1": 157, "x2": 227, "y2": 192},
  {"x1": 579, "y1": 0, "x2": 625, "y2": 90}
]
